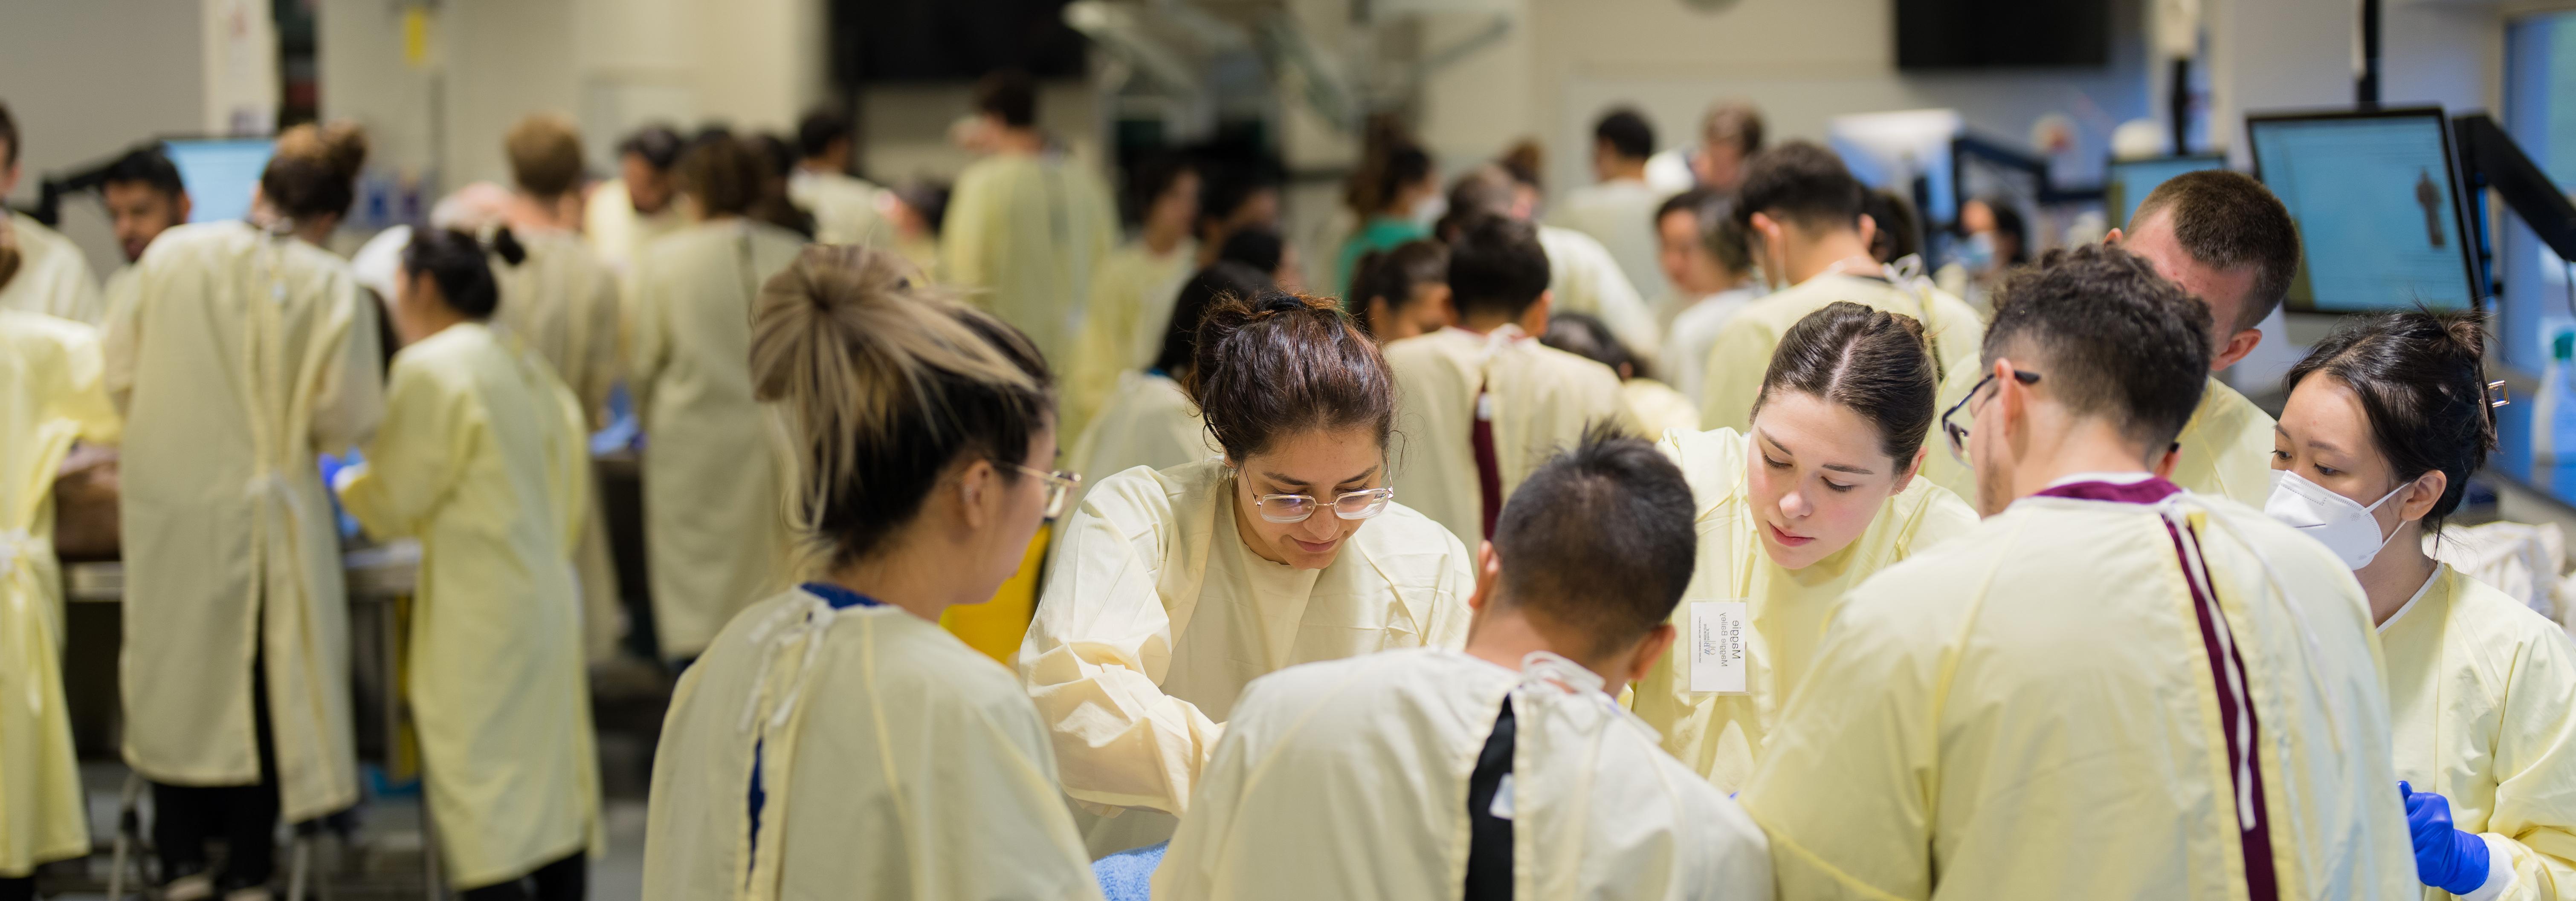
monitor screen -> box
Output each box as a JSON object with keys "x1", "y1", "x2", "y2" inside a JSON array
[
  {"x1": 2104, "y1": 155, "x2": 2226, "y2": 228},
  {"x1": 2247, "y1": 110, "x2": 2480, "y2": 312},
  {"x1": 162, "y1": 138, "x2": 274, "y2": 225}
]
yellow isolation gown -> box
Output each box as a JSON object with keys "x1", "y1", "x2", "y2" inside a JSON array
[
  {"x1": 1383, "y1": 326, "x2": 1625, "y2": 544},
  {"x1": 493, "y1": 228, "x2": 627, "y2": 663},
  {"x1": 1620, "y1": 378, "x2": 1701, "y2": 441},
  {"x1": 1918, "y1": 368, "x2": 2280, "y2": 510},
  {"x1": 785, "y1": 168, "x2": 896, "y2": 249},
  {"x1": 2383, "y1": 564, "x2": 2576, "y2": 901},
  {"x1": 1698, "y1": 271, "x2": 1983, "y2": 432},
  {"x1": 1739, "y1": 477, "x2": 2418, "y2": 900},
  {"x1": 1065, "y1": 370, "x2": 1214, "y2": 510},
  {"x1": 1535, "y1": 224, "x2": 1660, "y2": 367},
  {"x1": 338, "y1": 323, "x2": 603, "y2": 887},
  {"x1": 1, "y1": 212, "x2": 104, "y2": 324},
  {"x1": 103, "y1": 220, "x2": 383, "y2": 824},
  {"x1": 1548, "y1": 178, "x2": 1672, "y2": 303},
  {"x1": 1628, "y1": 427, "x2": 1976, "y2": 793},
  {"x1": 1019, "y1": 458, "x2": 1478, "y2": 854},
  {"x1": 582, "y1": 179, "x2": 685, "y2": 274},
  {"x1": 625, "y1": 218, "x2": 805, "y2": 660},
  {"x1": 940, "y1": 153, "x2": 1117, "y2": 365},
  {"x1": 1156, "y1": 648, "x2": 1773, "y2": 901},
  {"x1": 646, "y1": 586, "x2": 1103, "y2": 901},
  {"x1": 1060, "y1": 239, "x2": 1194, "y2": 442},
  {"x1": 0, "y1": 312, "x2": 119, "y2": 877}
]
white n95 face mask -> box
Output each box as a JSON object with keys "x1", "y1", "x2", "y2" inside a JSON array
[{"x1": 2263, "y1": 469, "x2": 2409, "y2": 570}]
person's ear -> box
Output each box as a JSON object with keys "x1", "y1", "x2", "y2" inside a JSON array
[
  {"x1": 1890, "y1": 444, "x2": 1926, "y2": 495},
  {"x1": 1467, "y1": 540, "x2": 1502, "y2": 614},
  {"x1": 2210, "y1": 327, "x2": 2264, "y2": 373},
  {"x1": 1367, "y1": 296, "x2": 1394, "y2": 337},
  {"x1": 2154, "y1": 442, "x2": 2182, "y2": 480},
  {"x1": 957, "y1": 459, "x2": 998, "y2": 529},
  {"x1": 1424, "y1": 285, "x2": 1456, "y2": 326},
  {"x1": 2104, "y1": 226, "x2": 2125, "y2": 245},
  {"x1": 1626, "y1": 623, "x2": 1678, "y2": 688},
  {"x1": 175, "y1": 193, "x2": 195, "y2": 224},
  {"x1": 1856, "y1": 213, "x2": 1879, "y2": 254},
  {"x1": 1749, "y1": 211, "x2": 1779, "y2": 243},
  {"x1": 2399, "y1": 470, "x2": 2448, "y2": 524},
  {"x1": 1522, "y1": 291, "x2": 1554, "y2": 334}
]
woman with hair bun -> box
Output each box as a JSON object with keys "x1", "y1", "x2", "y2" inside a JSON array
[
  {"x1": 333, "y1": 228, "x2": 600, "y2": 901},
  {"x1": 1022, "y1": 292, "x2": 1477, "y2": 855},
  {"x1": 626, "y1": 132, "x2": 808, "y2": 663},
  {"x1": 104, "y1": 120, "x2": 386, "y2": 901},
  {"x1": 643, "y1": 245, "x2": 1099, "y2": 901},
  {"x1": 2267, "y1": 311, "x2": 2576, "y2": 900}
]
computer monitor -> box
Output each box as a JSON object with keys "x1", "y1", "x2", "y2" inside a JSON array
[
  {"x1": 2246, "y1": 108, "x2": 2481, "y2": 313},
  {"x1": 2103, "y1": 154, "x2": 2226, "y2": 228},
  {"x1": 162, "y1": 138, "x2": 275, "y2": 225}
]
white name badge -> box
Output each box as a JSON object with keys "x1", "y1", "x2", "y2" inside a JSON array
[{"x1": 1690, "y1": 601, "x2": 1750, "y2": 694}]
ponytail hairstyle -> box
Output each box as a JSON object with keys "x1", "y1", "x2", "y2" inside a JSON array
[
  {"x1": 262, "y1": 121, "x2": 370, "y2": 223},
  {"x1": 750, "y1": 244, "x2": 1054, "y2": 569},
  {"x1": 1190, "y1": 292, "x2": 1395, "y2": 462},
  {"x1": 2284, "y1": 309, "x2": 2497, "y2": 533},
  {"x1": 1753, "y1": 301, "x2": 1937, "y2": 467},
  {"x1": 401, "y1": 228, "x2": 522, "y2": 321},
  {"x1": 1153, "y1": 262, "x2": 1275, "y2": 377}
]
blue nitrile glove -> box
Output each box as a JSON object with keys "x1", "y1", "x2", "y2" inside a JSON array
[
  {"x1": 1092, "y1": 841, "x2": 1167, "y2": 901},
  {"x1": 2400, "y1": 780, "x2": 2491, "y2": 895},
  {"x1": 317, "y1": 453, "x2": 352, "y2": 492}
]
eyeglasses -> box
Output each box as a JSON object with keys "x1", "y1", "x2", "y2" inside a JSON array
[
  {"x1": 1005, "y1": 463, "x2": 1084, "y2": 520},
  {"x1": 1247, "y1": 485, "x2": 1398, "y2": 524},
  {"x1": 1939, "y1": 368, "x2": 2042, "y2": 465}
]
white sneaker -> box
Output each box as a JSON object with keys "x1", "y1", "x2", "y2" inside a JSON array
[{"x1": 162, "y1": 873, "x2": 214, "y2": 901}]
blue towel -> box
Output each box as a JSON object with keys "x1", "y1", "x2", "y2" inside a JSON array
[{"x1": 1092, "y1": 841, "x2": 1169, "y2": 901}]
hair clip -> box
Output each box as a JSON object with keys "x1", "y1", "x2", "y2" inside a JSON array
[{"x1": 2488, "y1": 380, "x2": 2509, "y2": 409}]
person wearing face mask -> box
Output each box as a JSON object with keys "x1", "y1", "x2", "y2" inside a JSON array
[
  {"x1": 1385, "y1": 214, "x2": 1625, "y2": 544},
  {"x1": 333, "y1": 229, "x2": 600, "y2": 901},
  {"x1": 1334, "y1": 127, "x2": 1440, "y2": 300},
  {"x1": 0, "y1": 222, "x2": 121, "y2": 901},
  {"x1": 1021, "y1": 291, "x2": 1477, "y2": 856},
  {"x1": 645, "y1": 245, "x2": 1102, "y2": 901},
  {"x1": 1696, "y1": 142, "x2": 1982, "y2": 433},
  {"x1": 1920, "y1": 171, "x2": 2301, "y2": 509},
  {"x1": 1623, "y1": 301, "x2": 1975, "y2": 792},
  {"x1": 1154, "y1": 431, "x2": 1772, "y2": 901},
  {"x1": 1739, "y1": 245, "x2": 2414, "y2": 899},
  {"x1": 2269, "y1": 312, "x2": 2576, "y2": 901},
  {"x1": 1936, "y1": 196, "x2": 2029, "y2": 317},
  {"x1": 104, "y1": 121, "x2": 386, "y2": 901}
]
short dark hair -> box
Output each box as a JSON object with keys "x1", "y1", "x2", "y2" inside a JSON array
[
  {"x1": 2286, "y1": 310, "x2": 2496, "y2": 533},
  {"x1": 674, "y1": 133, "x2": 764, "y2": 217},
  {"x1": 1217, "y1": 225, "x2": 1284, "y2": 276},
  {"x1": 1155, "y1": 261, "x2": 1274, "y2": 375},
  {"x1": 1350, "y1": 239, "x2": 1448, "y2": 336},
  {"x1": 1754, "y1": 302, "x2": 1936, "y2": 465},
  {"x1": 1660, "y1": 188, "x2": 1750, "y2": 274},
  {"x1": 1446, "y1": 215, "x2": 1551, "y2": 320},
  {"x1": 1984, "y1": 244, "x2": 2212, "y2": 452},
  {"x1": 975, "y1": 70, "x2": 1038, "y2": 128},
  {"x1": 618, "y1": 125, "x2": 685, "y2": 171},
  {"x1": 796, "y1": 107, "x2": 852, "y2": 159},
  {"x1": 1864, "y1": 189, "x2": 1922, "y2": 264},
  {"x1": 1701, "y1": 100, "x2": 1765, "y2": 157},
  {"x1": 1734, "y1": 141, "x2": 1864, "y2": 233},
  {"x1": 1195, "y1": 158, "x2": 1281, "y2": 233},
  {"x1": 1540, "y1": 312, "x2": 1642, "y2": 381},
  {"x1": 1124, "y1": 152, "x2": 1196, "y2": 226},
  {"x1": 2132, "y1": 170, "x2": 2302, "y2": 331},
  {"x1": 403, "y1": 227, "x2": 520, "y2": 320},
  {"x1": 1191, "y1": 293, "x2": 1396, "y2": 460},
  {"x1": 1594, "y1": 108, "x2": 1655, "y2": 162},
  {"x1": 101, "y1": 144, "x2": 187, "y2": 201},
  {"x1": 0, "y1": 101, "x2": 19, "y2": 168},
  {"x1": 1440, "y1": 165, "x2": 1519, "y2": 230},
  {"x1": 1493, "y1": 426, "x2": 1698, "y2": 658}
]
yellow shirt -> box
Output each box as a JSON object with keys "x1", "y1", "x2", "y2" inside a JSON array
[
  {"x1": 1620, "y1": 378, "x2": 1702, "y2": 441},
  {"x1": 2384, "y1": 565, "x2": 2576, "y2": 901},
  {"x1": 1060, "y1": 238, "x2": 1194, "y2": 442},
  {"x1": 1383, "y1": 326, "x2": 1626, "y2": 544},
  {"x1": 940, "y1": 153, "x2": 1117, "y2": 366}
]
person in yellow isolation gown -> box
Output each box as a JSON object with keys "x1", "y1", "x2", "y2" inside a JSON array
[
  {"x1": 1442, "y1": 165, "x2": 1661, "y2": 370},
  {"x1": 1739, "y1": 245, "x2": 2415, "y2": 900},
  {"x1": 1384, "y1": 215, "x2": 1623, "y2": 545},
  {"x1": 1156, "y1": 431, "x2": 1771, "y2": 901},
  {"x1": 1021, "y1": 292, "x2": 1478, "y2": 855},
  {"x1": 103, "y1": 122, "x2": 385, "y2": 901},
  {"x1": 334, "y1": 229, "x2": 601, "y2": 898},
  {"x1": 493, "y1": 116, "x2": 629, "y2": 664},
  {"x1": 1548, "y1": 107, "x2": 1675, "y2": 301},
  {"x1": 97, "y1": 144, "x2": 195, "y2": 314},
  {"x1": 584, "y1": 125, "x2": 687, "y2": 274},
  {"x1": 940, "y1": 71, "x2": 1116, "y2": 366},
  {"x1": 1696, "y1": 142, "x2": 1982, "y2": 433},
  {"x1": 0, "y1": 104, "x2": 103, "y2": 324},
  {"x1": 1064, "y1": 262, "x2": 1269, "y2": 511},
  {"x1": 1653, "y1": 189, "x2": 1763, "y2": 407},
  {"x1": 1350, "y1": 239, "x2": 1453, "y2": 343},
  {"x1": 1920, "y1": 170, "x2": 2303, "y2": 508},
  {"x1": 626, "y1": 134, "x2": 807, "y2": 663},
  {"x1": 1061, "y1": 155, "x2": 1200, "y2": 444},
  {"x1": 785, "y1": 109, "x2": 896, "y2": 249},
  {"x1": 644, "y1": 245, "x2": 1100, "y2": 901},
  {"x1": 1623, "y1": 301, "x2": 1976, "y2": 793},
  {"x1": 0, "y1": 235, "x2": 121, "y2": 897},
  {"x1": 2266, "y1": 311, "x2": 2576, "y2": 901},
  {"x1": 1537, "y1": 310, "x2": 1701, "y2": 440}
]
